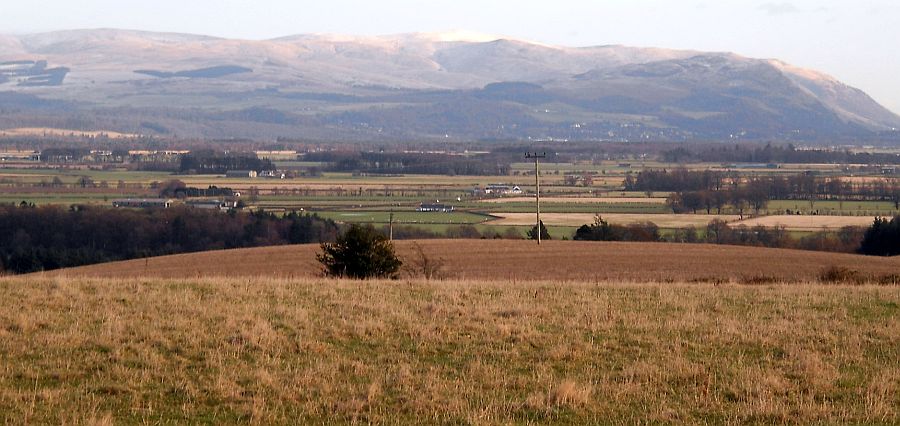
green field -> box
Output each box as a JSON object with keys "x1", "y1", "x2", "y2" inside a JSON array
[
  {"x1": 465, "y1": 201, "x2": 669, "y2": 214},
  {"x1": 0, "y1": 168, "x2": 174, "y2": 184},
  {"x1": 313, "y1": 210, "x2": 491, "y2": 225},
  {"x1": 2, "y1": 162, "x2": 897, "y2": 240},
  {"x1": 766, "y1": 199, "x2": 899, "y2": 216},
  {"x1": 0, "y1": 194, "x2": 127, "y2": 206}
]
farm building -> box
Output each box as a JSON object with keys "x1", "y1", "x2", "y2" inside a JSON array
[
  {"x1": 725, "y1": 163, "x2": 780, "y2": 169},
  {"x1": 0, "y1": 151, "x2": 39, "y2": 161},
  {"x1": 484, "y1": 184, "x2": 523, "y2": 195},
  {"x1": 259, "y1": 170, "x2": 286, "y2": 179},
  {"x1": 186, "y1": 199, "x2": 237, "y2": 211},
  {"x1": 225, "y1": 170, "x2": 258, "y2": 178},
  {"x1": 417, "y1": 203, "x2": 454, "y2": 212},
  {"x1": 112, "y1": 199, "x2": 173, "y2": 209}
]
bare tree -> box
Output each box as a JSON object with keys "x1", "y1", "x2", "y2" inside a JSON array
[{"x1": 404, "y1": 242, "x2": 446, "y2": 280}]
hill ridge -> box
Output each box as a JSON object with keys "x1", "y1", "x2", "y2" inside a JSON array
[
  {"x1": 1, "y1": 29, "x2": 898, "y2": 141},
  {"x1": 42, "y1": 240, "x2": 900, "y2": 282}
]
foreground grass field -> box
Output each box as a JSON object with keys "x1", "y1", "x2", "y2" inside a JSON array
[{"x1": 0, "y1": 277, "x2": 897, "y2": 424}]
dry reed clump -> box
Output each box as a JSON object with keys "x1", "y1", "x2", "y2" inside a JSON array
[
  {"x1": 738, "y1": 275, "x2": 783, "y2": 285},
  {"x1": 0, "y1": 276, "x2": 898, "y2": 424},
  {"x1": 819, "y1": 265, "x2": 868, "y2": 285},
  {"x1": 819, "y1": 265, "x2": 900, "y2": 285},
  {"x1": 525, "y1": 380, "x2": 593, "y2": 413}
]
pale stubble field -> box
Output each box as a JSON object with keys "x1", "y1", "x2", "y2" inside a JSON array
[{"x1": 0, "y1": 276, "x2": 897, "y2": 424}]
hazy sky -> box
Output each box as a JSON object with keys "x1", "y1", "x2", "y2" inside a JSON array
[{"x1": 2, "y1": 0, "x2": 899, "y2": 113}]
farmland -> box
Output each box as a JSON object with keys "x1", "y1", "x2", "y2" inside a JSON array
[
  {"x1": 488, "y1": 213, "x2": 738, "y2": 228},
  {"x1": 478, "y1": 196, "x2": 669, "y2": 204},
  {"x1": 2, "y1": 144, "x2": 900, "y2": 262},
  {"x1": 3, "y1": 145, "x2": 900, "y2": 424},
  {"x1": 733, "y1": 215, "x2": 879, "y2": 231},
  {"x1": 1, "y1": 275, "x2": 897, "y2": 424},
  {"x1": 2, "y1": 161, "x2": 897, "y2": 239},
  {"x1": 3, "y1": 144, "x2": 900, "y2": 236}
]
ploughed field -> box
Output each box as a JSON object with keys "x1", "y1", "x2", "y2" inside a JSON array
[
  {"x1": 0, "y1": 277, "x2": 897, "y2": 424},
  {"x1": 44, "y1": 240, "x2": 900, "y2": 283}
]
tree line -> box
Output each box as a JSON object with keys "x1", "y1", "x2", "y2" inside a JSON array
[
  {"x1": 304, "y1": 151, "x2": 511, "y2": 176},
  {"x1": 859, "y1": 216, "x2": 900, "y2": 256},
  {"x1": 179, "y1": 150, "x2": 275, "y2": 174},
  {"x1": 573, "y1": 214, "x2": 877, "y2": 254},
  {"x1": 0, "y1": 205, "x2": 338, "y2": 274},
  {"x1": 625, "y1": 169, "x2": 900, "y2": 215},
  {"x1": 663, "y1": 143, "x2": 900, "y2": 165}
]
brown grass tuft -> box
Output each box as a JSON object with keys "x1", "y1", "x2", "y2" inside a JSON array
[
  {"x1": 819, "y1": 265, "x2": 867, "y2": 284},
  {"x1": 547, "y1": 380, "x2": 593, "y2": 408}
]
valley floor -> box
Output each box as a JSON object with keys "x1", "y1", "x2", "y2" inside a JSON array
[{"x1": 0, "y1": 276, "x2": 897, "y2": 424}]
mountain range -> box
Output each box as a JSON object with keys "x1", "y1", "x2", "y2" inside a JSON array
[{"x1": 1, "y1": 29, "x2": 898, "y2": 143}]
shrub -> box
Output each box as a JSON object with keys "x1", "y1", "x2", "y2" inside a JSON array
[
  {"x1": 819, "y1": 266, "x2": 866, "y2": 284},
  {"x1": 317, "y1": 224, "x2": 402, "y2": 279},
  {"x1": 527, "y1": 220, "x2": 551, "y2": 241},
  {"x1": 404, "y1": 242, "x2": 446, "y2": 280},
  {"x1": 573, "y1": 215, "x2": 619, "y2": 241},
  {"x1": 739, "y1": 275, "x2": 781, "y2": 285},
  {"x1": 445, "y1": 225, "x2": 482, "y2": 239},
  {"x1": 502, "y1": 227, "x2": 524, "y2": 239},
  {"x1": 621, "y1": 222, "x2": 660, "y2": 242},
  {"x1": 877, "y1": 274, "x2": 900, "y2": 285}
]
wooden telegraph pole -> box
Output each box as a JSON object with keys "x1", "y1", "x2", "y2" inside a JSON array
[
  {"x1": 525, "y1": 152, "x2": 546, "y2": 244},
  {"x1": 389, "y1": 209, "x2": 394, "y2": 242}
]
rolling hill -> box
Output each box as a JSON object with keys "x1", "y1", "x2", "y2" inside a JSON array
[
  {"x1": 1, "y1": 29, "x2": 899, "y2": 142},
  {"x1": 42, "y1": 240, "x2": 900, "y2": 282}
]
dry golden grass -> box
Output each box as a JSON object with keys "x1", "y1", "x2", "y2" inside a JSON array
[
  {"x1": 734, "y1": 215, "x2": 878, "y2": 231},
  {"x1": 0, "y1": 276, "x2": 897, "y2": 424},
  {"x1": 488, "y1": 213, "x2": 740, "y2": 227},
  {"x1": 44, "y1": 240, "x2": 900, "y2": 283}
]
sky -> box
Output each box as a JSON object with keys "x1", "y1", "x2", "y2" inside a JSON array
[{"x1": 2, "y1": 0, "x2": 899, "y2": 114}]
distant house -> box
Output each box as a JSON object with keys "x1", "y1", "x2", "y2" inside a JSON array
[
  {"x1": 112, "y1": 199, "x2": 173, "y2": 209},
  {"x1": 259, "y1": 170, "x2": 286, "y2": 179},
  {"x1": 225, "y1": 170, "x2": 258, "y2": 178},
  {"x1": 484, "y1": 184, "x2": 523, "y2": 195},
  {"x1": 726, "y1": 163, "x2": 779, "y2": 169},
  {"x1": 417, "y1": 203, "x2": 454, "y2": 212},
  {"x1": 0, "y1": 151, "x2": 39, "y2": 161},
  {"x1": 186, "y1": 199, "x2": 237, "y2": 211}
]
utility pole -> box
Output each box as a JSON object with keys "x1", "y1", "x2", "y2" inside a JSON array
[
  {"x1": 525, "y1": 152, "x2": 546, "y2": 244},
  {"x1": 389, "y1": 209, "x2": 394, "y2": 242}
]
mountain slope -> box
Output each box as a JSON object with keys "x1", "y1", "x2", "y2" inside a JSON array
[{"x1": 0, "y1": 29, "x2": 897, "y2": 142}]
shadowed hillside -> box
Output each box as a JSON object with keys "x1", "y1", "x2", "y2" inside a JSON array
[{"x1": 1, "y1": 29, "x2": 898, "y2": 141}]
